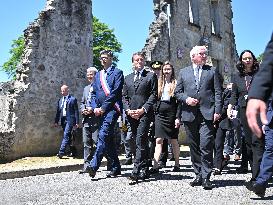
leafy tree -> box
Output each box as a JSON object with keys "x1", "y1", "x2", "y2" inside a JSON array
[
  {"x1": 1, "y1": 16, "x2": 122, "y2": 79},
  {"x1": 1, "y1": 35, "x2": 24, "y2": 79},
  {"x1": 257, "y1": 53, "x2": 263, "y2": 63},
  {"x1": 92, "y1": 16, "x2": 122, "y2": 69}
]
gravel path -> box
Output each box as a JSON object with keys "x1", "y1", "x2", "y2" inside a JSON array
[{"x1": 0, "y1": 156, "x2": 272, "y2": 205}]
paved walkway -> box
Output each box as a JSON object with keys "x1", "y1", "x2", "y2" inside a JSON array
[{"x1": 0, "y1": 146, "x2": 272, "y2": 204}]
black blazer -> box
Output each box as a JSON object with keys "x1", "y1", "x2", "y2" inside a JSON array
[
  {"x1": 123, "y1": 69, "x2": 158, "y2": 114},
  {"x1": 230, "y1": 72, "x2": 255, "y2": 108},
  {"x1": 248, "y1": 32, "x2": 273, "y2": 101}
]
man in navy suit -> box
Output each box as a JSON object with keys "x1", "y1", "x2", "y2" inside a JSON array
[
  {"x1": 123, "y1": 52, "x2": 157, "y2": 181},
  {"x1": 54, "y1": 85, "x2": 79, "y2": 158},
  {"x1": 175, "y1": 45, "x2": 222, "y2": 189},
  {"x1": 79, "y1": 67, "x2": 99, "y2": 174},
  {"x1": 85, "y1": 50, "x2": 124, "y2": 178}
]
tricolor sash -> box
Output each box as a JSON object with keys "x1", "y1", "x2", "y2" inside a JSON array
[{"x1": 100, "y1": 70, "x2": 121, "y2": 113}]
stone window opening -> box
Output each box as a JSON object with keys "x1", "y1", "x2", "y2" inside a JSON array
[
  {"x1": 188, "y1": 0, "x2": 200, "y2": 26},
  {"x1": 211, "y1": 0, "x2": 220, "y2": 36}
]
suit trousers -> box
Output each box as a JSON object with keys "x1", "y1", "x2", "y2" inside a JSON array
[
  {"x1": 59, "y1": 119, "x2": 73, "y2": 155},
  {"x1": 183, "y1": 110, "x2": 214, "y2": 179},
  {"x1": 129, "y1": 114, "x2": 152, "y2": 174},
  {"x1": 89, "y1": 110, "x2": 121, "y2": 172},
  {"x1": 214, "y1": 126, "x2": 227, "y2": 170},
  {"x1": 256, "y1": 125, "x2": 273, "y2": 185},
  {"x1": 83, "y1": 125, "x2": 98, "y2": 169},
  {"x1": 240, "y1": 107, "x2": 265, "y2": 179}
]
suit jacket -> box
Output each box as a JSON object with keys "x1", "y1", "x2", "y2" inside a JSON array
[
  {"x1": 174, "y1": 65, "x2": 222, "y2": 122},
  {"x1": 123, "y1": 69, "x2": 157, "y2": 115},
  {"x1": 248, "y1": 32, "x2": 273, "y2": 101},
  {"x1": 88, "y1": 65, "x2": 124, "y2": 114},
  {"x1": 80, "y1": 84, "x2": 98, "y2": 127},
  {"x1": 55, "y1": 95, "x2": 79, "y2": 126},
  {"x1": 230, "y1": 71, "x2": 255, "y2": 108}
]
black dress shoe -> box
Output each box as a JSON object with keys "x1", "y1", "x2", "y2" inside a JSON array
[
  {"x1": 128, "y1": 173, "x2": 139, "y2": 181},
  {"x1": 67, "y1": 152, "x2": 76, "y2": 158},
  {"x1": 56, "y1": 153, "x2": 63, "y2": 159},
  {"x1": 213, "y1": 168, "x2": 222, "y2": 175},
  {"x1": 138, "y1": 169, "x2": 150, "y2": 180},
  {"x1": 172, "y1": 166, "x2": 180, "y2": 172},
  {"x1": 149, "y1": 167, "x2": 159, "y2": 174},
  {"x1": 252, "y1": 183, "x2": 266, "y2": 197},
  {"x1": 190, "y1": 176, "x2": 202, "y2": 187},
  {"x1": 202, "y1": 179, "x2": 213, "y2": 190},
  {"x1": 245, "y1": 178, "x2": 255, "y2": 190},
  {"x1": 236, "y1": 167, "x2": 248, "y2": 174},
  {"x1": 158, "y1": 161, "x2": 166, "y2": 169},
  {"x1": 86, "y1": 166, "x2": 96, "y2": 178},
  {"x1": 78, "y1": 169, "x2": 88, "y2": 174},
  {"x1": 122, "y1": 158, "x2": 133, "y2": 165},
  {"x1": 106, "y1": 170, "x2": 121, "y2": 178}
]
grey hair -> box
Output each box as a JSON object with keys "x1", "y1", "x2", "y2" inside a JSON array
[
  {"x1": 87, "y1": 67, "x2": 98, "y2": 73},
  {"x1": 190, "y1": 45, "x2": 207, "y2": 59}
]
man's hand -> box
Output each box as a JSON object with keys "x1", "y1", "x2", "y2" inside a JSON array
[
  {"x1": 73, "y1": 124, "x2": 79, "y2": 129},
  {"x1": 186, "y1": 97, "x2": 199, "y2": 106},
  {"x1": 82, "y1": 108, "x2": 93, "y2": 115},
  {"x1": 213, "y1": 113, "x2": 221, "y2": 123},
  {"x1": 246, "y1": 99, "x2": 268, "y2": 138},
  {"x1": 127, "y1": 108, "x2": 145, "y2": 120},
  {"x1": 94, "y1": 108, "x2": 104, "y2": 116}
]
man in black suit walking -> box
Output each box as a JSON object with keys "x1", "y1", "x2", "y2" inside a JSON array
[
  {"x1": 175, "y1": 45, "x2": 222, "y2": 189},
  {"x1": 123, "y1": 52, "x2": 157, "y2": 181}
]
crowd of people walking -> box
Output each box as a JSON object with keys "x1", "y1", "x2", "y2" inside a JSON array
[{"x1": 53, "y1": 32, "x2": 273, "y2": 197}]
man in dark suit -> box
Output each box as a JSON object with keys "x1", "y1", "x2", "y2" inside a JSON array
[
  {"x1": 247, "y1": 33, "x2": 273, "y2": 137},
  {"x1": 175, "y1": 45, "x2": 222, "y2": 189},
  {"x1": 246, "y1": 33, "x2": 273, "y2": 197},
  {"x1": 85, "y1": 50, "x2": 124, "y2": 178},
  {"x1": 123, "y1": 52, "x2": 157, "y2": 181},
  {"x1": 54, "y1": 85, "x2": 79, "y2": 158},
  {"x1": 79, "y1": 67, "x2": 98, "y2": 174}
]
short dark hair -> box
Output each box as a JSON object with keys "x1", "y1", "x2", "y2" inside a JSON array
[
  {"x1": 100, "y1": 50, "x2": 113, "y2": 57},
  {"x1": 132, "y1": 52, "x2": 145, "y2": 63}
]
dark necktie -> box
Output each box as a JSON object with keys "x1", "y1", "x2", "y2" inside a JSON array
[{"x1": 135, "y1": 71, "x2": 140, "y2": 81}]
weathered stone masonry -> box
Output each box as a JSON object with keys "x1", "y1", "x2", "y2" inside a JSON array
[
  {"x1": 0, "y1": 0, "x2": 92, "y2": 162},
  {"x1": 143, "y1": 0, "x2": 237, "y2": 85}
]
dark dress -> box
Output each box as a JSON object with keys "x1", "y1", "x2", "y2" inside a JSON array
[{"x1": 155, "y1": 96, "x2": 179, "y2": 139}]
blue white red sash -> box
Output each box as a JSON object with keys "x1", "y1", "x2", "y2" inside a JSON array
[{"x1": 100, "y1": 70, "x2": 121, "y2": 113}]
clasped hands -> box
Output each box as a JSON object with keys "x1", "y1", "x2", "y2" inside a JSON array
[
  {"x1": 127, "y1": 108, "x2": 145, "y2": 120},
  {"x1": 85, "y1": 107, "x2": 104, "y2": 116}
]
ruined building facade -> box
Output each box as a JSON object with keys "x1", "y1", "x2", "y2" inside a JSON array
[
  {"x1": 143, "y1": 0, "x2": 237, "y2": 85},
  {"x1": 0, "y1": 0, "x2": 92, "y2": 162}
]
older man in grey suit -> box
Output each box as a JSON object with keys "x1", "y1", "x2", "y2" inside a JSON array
[
  {"x1": 79, "y1": 67, "x2": 99, "y2": 174},
  {"x1": 175, "y1": 45, "x2": 222, "y2": 189}
]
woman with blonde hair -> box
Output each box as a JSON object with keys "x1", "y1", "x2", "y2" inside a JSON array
[{"x1": 150, "y1": 61, "x2": 181, "y2": 173}]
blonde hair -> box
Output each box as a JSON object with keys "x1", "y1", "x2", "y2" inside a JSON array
[{"x1": 158, "y1": 61, "x2": 177, "y2": 99}]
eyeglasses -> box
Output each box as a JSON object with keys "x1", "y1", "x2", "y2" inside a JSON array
[{"x1": 198, "y1": 52, "x2": 207, "y2": 56}]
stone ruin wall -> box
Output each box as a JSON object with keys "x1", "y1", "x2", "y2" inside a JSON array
[
  {"x1": 143, "y1": 0, "x2": 237, "y2": 85},
  {"x1": 0, "y1": 0, "x2": 92, "y2": 162}
]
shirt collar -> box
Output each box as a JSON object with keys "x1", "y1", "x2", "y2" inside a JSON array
[
  {"x1": 104, "y1": 65, "x2": 112, "y2": 73},
  {"x1": 192, "y1": 64, "x2": 203, "y2": 69},
  {"x1": 135, "y1": 68, "x2": 144, "y2": 75}
]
